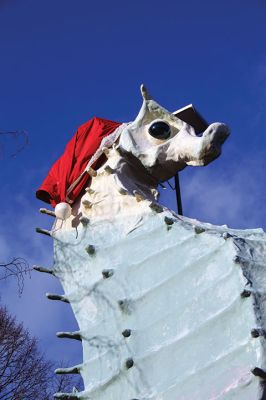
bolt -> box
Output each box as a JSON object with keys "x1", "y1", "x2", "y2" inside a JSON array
[
  {"x1": 149, "y1": 203, "x2": 164, "y2": 213},
  {"x1": 102, "y1": 269, "x2": 114, "y2": 279},
  {"x1": 241, "y1": 289, "x2": 251, "y2": 298},
  {"x1": 125, "y1": 358, "x2": 134, "y2": 369},
  {"x1": 164, "y1": 216, "x2": 174, "y2": 226},
  {"x1": 86, "y1": 245, "x2": 95, "y2": 256},
  {"x1": 122, "y1": 329, "x2": 132, "y2": 338},
  {"x1": 79, "y1": 216, "x2": 90, "y2": 225},
  {"x1": 194, "y1": 226, "x2": 205, "y2": 234}
]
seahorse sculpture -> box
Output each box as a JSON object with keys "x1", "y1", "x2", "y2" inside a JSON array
[{"x1": 35, "y1": 86, "x2": 266, "y2": 400}]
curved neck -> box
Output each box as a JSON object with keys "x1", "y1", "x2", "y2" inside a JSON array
[
  {"x1": 82, "y1": 147, "x2": 160, "y2": 219},
  {"x1": 58, "y1": 147, "x2": 161, "y2": 231}
]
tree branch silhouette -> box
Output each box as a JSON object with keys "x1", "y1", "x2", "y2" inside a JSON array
[
  {"x1": 0, "y1": 130, "x2": 29, "y2": 158},
  {"x1": 0, "y1": 258, "x2": 31, "y2": 295}
]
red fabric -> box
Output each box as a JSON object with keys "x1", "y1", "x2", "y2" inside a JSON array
[{"x1": 36, "y1": 117, "x2": 121, "y2": 207}]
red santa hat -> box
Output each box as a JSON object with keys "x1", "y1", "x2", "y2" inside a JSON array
[{"x1": 36, "y1": 117, "x2": 122, "y2": 207}]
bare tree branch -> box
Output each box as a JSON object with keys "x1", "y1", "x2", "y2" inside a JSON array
[
  {"x1": 0, "y1": 306, "x2": 82, "y2": 399},
  {"x1": 0, "y1": 258, "x2": 31, "y2": 295},
  {"x1": 0, "y1": 130, "x2": 29, "y2": 159}
]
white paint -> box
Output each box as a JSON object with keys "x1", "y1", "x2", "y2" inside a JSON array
[
  {"x1": 54, "y1": 202, "x2": 72, "y2": 220},
  {"x1": 44, "y1": 86, "x2": 266, "y2": 399},
  {"x1": 63, "y1": 85, "x2": 229, "y2": 201},
  {"x1": 53, "y1": 210, "x2": 265, "y2": 399}
]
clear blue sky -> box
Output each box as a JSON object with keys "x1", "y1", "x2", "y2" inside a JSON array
[{"x1": 0, "y1": 0, "x2": 266, "y2": 371}]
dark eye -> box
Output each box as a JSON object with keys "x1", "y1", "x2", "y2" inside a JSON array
[{"x1": 148, "y1": 121, "x2": 171, "y2": 139}]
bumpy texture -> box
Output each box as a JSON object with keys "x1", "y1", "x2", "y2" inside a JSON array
[
  {"x1": 52, "y1": 207, "x2": 266, "y2": 400},
  {"x1": 37, "y1": 86, "x2": 256, "y2": 399}
]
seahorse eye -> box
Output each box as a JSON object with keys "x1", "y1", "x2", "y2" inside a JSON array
[{"x1": 148, "y1": 121, "x2": 171, "y2": 139}]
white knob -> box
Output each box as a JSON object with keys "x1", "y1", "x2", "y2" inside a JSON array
[{"x1": 54, "y1": 202, "x2": 72, "y2": 220}]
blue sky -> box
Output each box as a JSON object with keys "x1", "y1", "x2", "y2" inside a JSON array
[{"x1": 0, "y1": 0, "x2": 266, "y2": 372}]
